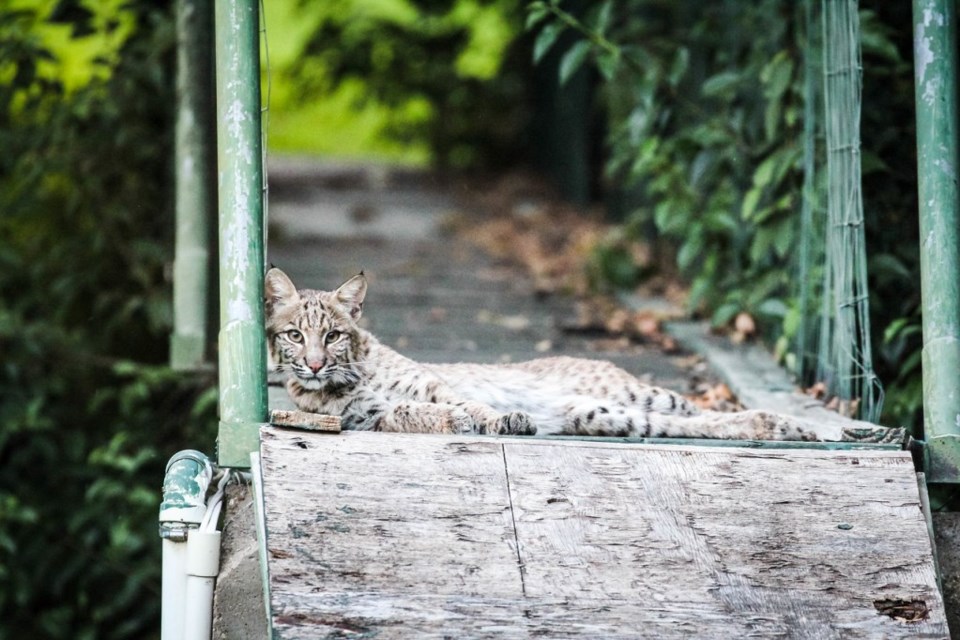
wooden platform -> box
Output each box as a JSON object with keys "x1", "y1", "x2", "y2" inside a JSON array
[{"x1": 255, "y1": 428, "x2": 948, "y2": 638}]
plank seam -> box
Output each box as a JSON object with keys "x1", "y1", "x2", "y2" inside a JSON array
[{"x1": 501, "y1": 444, "x2": 527, "y2": 597}]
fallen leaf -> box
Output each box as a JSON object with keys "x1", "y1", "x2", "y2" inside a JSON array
[
  {"x1": 805, "y1": 381, "x2": 828, "y2": 399},
  {"x1": 688, "y1": 383, "x2": 743, "y2": 412},
  {"x1": 734, "y1": 312, "x2": 756, "y2": 335},
  {"x1": 633, "y1": 313, "x2": 661, "y2": 337},
  {"x1": 605, "y1": 308, "x2": 631, "y2": 334}
]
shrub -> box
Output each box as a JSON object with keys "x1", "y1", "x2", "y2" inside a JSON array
[
  {"x1": 286, "y1": 0, "x2": 531, "y2": 169},
  {"x1": 0, "y1": 3, "x2": 216, "y2": 637},
  {"x1": 529, "y1": 0, "x2": 923, "y2": 429}
]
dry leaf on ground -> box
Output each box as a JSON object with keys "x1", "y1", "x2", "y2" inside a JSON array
[
  {"x1": 803, "y1": 381, "x2": 861, "y2": 418},
  {"x1": 456, "y1": 173, "x2": 607, "y2": 296},
  {"x1": 686, "y1": 382, "x2": 743, "y2": 412},
  {"x1": 562, "y1": 297, "x2": 680, "y2": 352}
]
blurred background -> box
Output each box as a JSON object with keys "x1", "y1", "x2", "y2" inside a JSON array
[{"x1": 0, "y1": 0, "x2": 923, "y2": 637}]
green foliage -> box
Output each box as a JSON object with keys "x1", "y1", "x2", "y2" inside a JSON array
[
  {"x1": 286, "y1": 0, "x2": 530, "y2": 168},
  {"x1": 262, "y1": 0, "x2": 430, "y2": 162},
  {"x1": 531, "y1": 0, "x2": 805, "y2": 323},
  {"x1": 530, "y1": 1, "x2": 923, "y2": 429},
  {"x1": 0, "y1": 2, "x2": 216, "y2": 637},
  {"x1": 856, "y1": 3, "x2": 923, "y2": 430}
]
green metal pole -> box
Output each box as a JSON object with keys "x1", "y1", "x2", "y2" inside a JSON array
[
  {"x1": 171, "y1": 0, "x2": 214, "y2": 371},
  {"x1": 215, "y1": 0, "x2": 267, "y2": 468},
  {"x1": 913, "y1": 0, "x2": 960, "y2": 485}
]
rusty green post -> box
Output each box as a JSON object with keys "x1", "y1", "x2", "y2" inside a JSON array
[
  {"x1": 913, "y1": 0, "x2": 960, "y2": 486},
  {"x1": 171, "y1": 0, "x2": 214, "y2": 371},
  {"x1": 215, "y1": 0, "x2": 267, "y2": 468}
]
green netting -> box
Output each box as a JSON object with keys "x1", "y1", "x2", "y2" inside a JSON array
[{"x1": 796, "y1": 0, "x2": 883, "y2": 423}]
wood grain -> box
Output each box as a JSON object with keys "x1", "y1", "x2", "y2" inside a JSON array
[
  {"x1": 269, "y1": 409, "x2": 342, "y2": 432},
  {"x1": 260, "y1": 429, "x2": 948, "y2": 638},
  {"x1": 260, "y1": 430, "x2": 521, "y2": 599}
]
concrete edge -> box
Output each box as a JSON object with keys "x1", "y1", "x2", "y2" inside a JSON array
[{"x1": 213, "y1": 483, "x2": 267, "y2": 639}]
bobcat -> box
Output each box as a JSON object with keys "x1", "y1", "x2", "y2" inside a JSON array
[{"x1": 265, "y1": 268, "x2": 815, "y2": 441}]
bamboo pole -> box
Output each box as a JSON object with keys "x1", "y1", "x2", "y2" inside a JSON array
[
  {"x1": 171, "y1": 0, "x2": 214, "y2": 370},
  {"x1": 913, "y1": 0, "x2": 960, "y2": 485},
  {"x1": 215, "y1": 0, "x2": 267, "y2": 468}
]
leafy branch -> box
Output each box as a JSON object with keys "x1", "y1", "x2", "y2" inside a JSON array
[
  {"x1": 525, "y1": 0, "x2": 751, "y2": 156},
  {"x1": 526, "y1": 0, "x2": 635, "y2": 82}
]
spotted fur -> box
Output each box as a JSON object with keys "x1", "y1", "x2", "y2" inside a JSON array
[{"x1": 265, "y1": 268, "x2": 816, "y2": 441}]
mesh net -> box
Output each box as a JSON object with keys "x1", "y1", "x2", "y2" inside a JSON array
[{"x1": 796, "y1": 0, "x2": 883, "y2": 423}]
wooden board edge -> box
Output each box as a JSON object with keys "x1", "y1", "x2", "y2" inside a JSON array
[
  {"x1": 249, "y1": 451, "x2": 276, "y2": 640},
  {"x1": 269, "y1": 409, "x2": 342, "y2": 433}
]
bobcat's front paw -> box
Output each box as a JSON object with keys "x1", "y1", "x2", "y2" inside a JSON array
[
  {"x1": 448, "y1": 408, "x2": 476, "y2": 434},
  {"x1": 492, "y1": 411, "x2": 537, "y2": 436}
]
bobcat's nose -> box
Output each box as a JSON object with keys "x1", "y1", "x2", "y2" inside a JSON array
[{"x1": 307, "y1": 360, "x2": 324, "y2": 374}]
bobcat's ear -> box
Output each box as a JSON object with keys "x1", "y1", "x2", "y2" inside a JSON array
[
  {"x1": 264, "y1": 268, "x2": 300, "y2": 316},
  {"x1": 335, "y1": 273, "x2": 367, "y2": 320}
]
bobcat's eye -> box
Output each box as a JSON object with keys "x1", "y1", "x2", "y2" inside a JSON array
[
  {"x1": 324, "y1": 330, "x2": 342, "y2": 345},
  {"x1": 286, "y1": 329, "x2": 304, "y2": 343}
]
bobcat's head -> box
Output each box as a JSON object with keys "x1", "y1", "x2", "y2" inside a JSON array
[{"x1": 264, "y1": 268, "x2": 367, "y2": 391}]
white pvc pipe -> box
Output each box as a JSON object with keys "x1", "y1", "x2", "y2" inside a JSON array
[
  {"x1": 184, "y1": 530, "x2": 222, "y2": 640},
  {"x1": 160, "y1": 450, "x2": 215, "y2": 640},
  {"x1": 161, "y1": 538, "x2": 189, "y2": 640}
]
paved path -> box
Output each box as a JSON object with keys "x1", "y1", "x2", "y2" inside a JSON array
[{"x1": 265, "y1": 159, "x2": 697, "y2": 410}]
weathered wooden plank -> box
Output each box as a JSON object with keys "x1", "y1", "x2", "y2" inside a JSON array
[
  {"x1": 259, "y1": 429, "x2": 522, "y2": 598},
  {"x1": 504, "y1": 441, "x2": 945, "y2": 636},
  {"x1": 270, "y1": 592, "x2": 949, "y2": 640},
  {"x1": 260, "y1": 430, "x2": 948, "y2": 638},
  {"x1": 269, "y1": 409, "x2": 341, "y2": 432}
]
